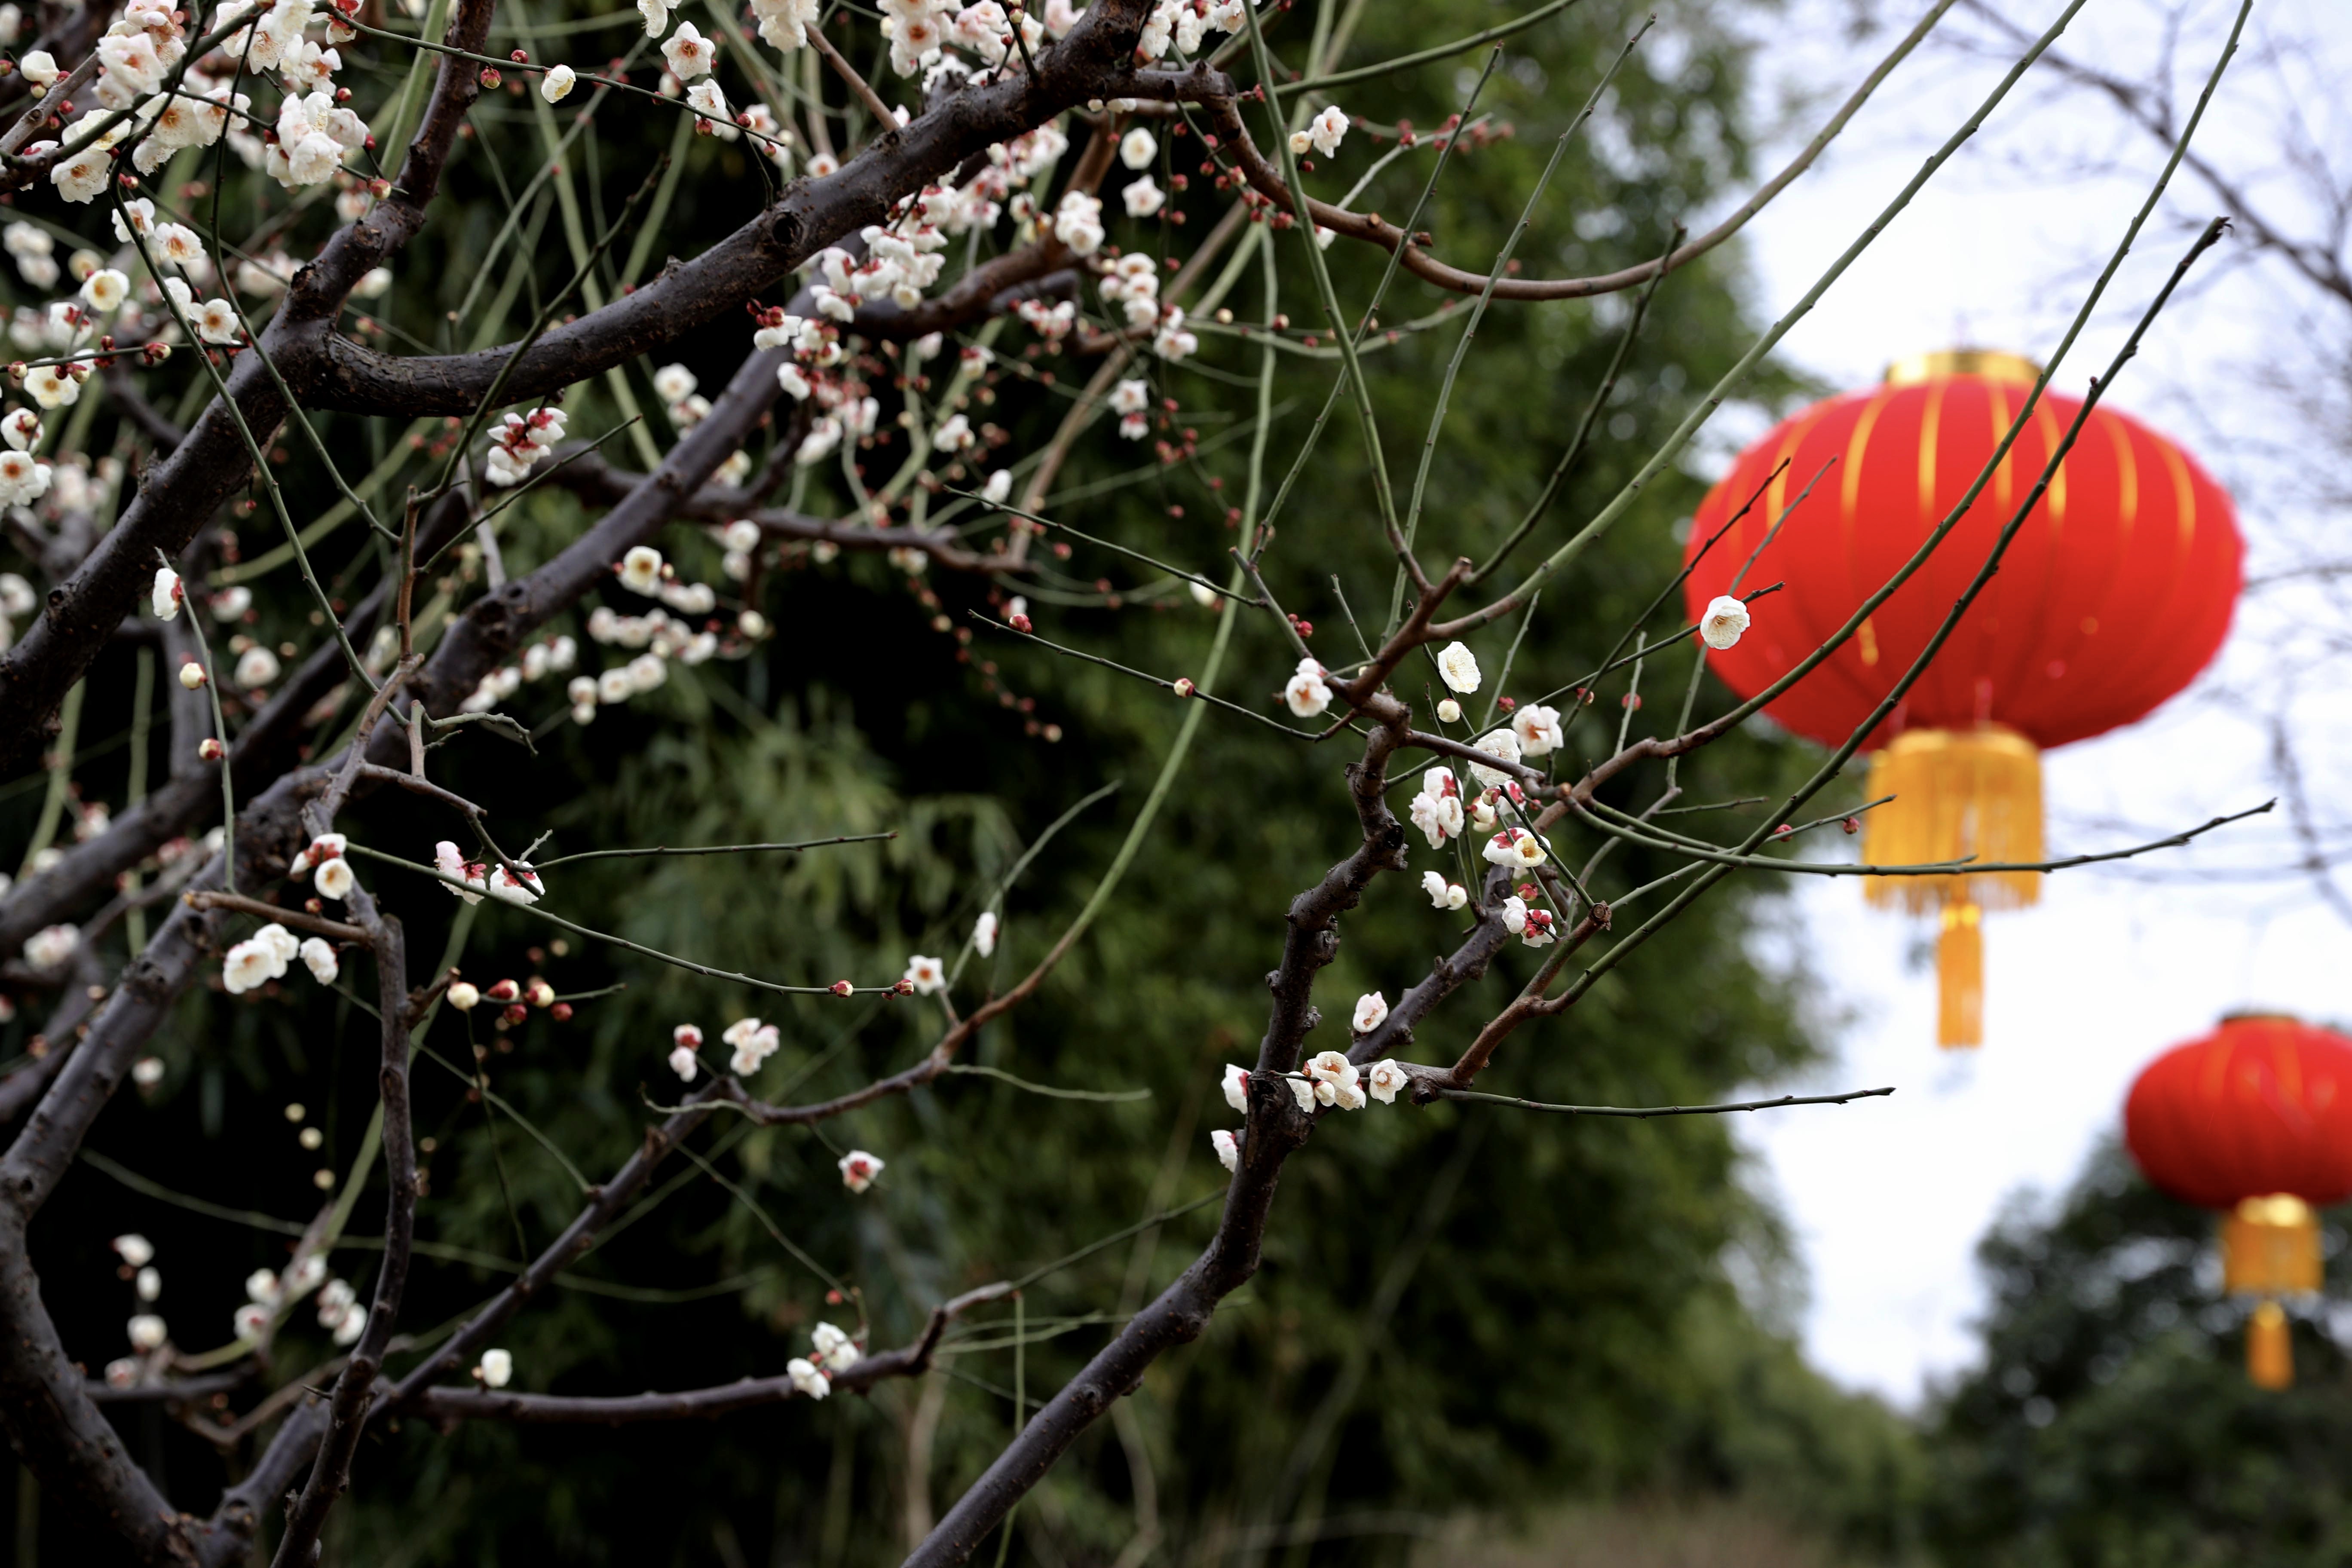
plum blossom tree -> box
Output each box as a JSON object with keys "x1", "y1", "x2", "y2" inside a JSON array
[{"x1": 0, "y1": 0, "x2": 2274, "y2": 1559}]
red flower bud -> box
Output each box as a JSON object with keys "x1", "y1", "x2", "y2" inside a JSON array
[
  {"x1": 1009, "y1": 613, "x2": 1032, "y2": 633},
  {"x1": 197, "y1": 738, "x2": 224, "y2": 761},
  {"x1": 829, "y1": 980, "x2": 853, "y2": 997},
  {"x1": 485, "y1": 979, "x2": 520, "y2": 1003},
  {"x1": 550, "y1": 1002, "x2": 573, "y2": 1021}
]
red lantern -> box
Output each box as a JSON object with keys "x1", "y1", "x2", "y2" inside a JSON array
[
  {"x1": 2123, "y1": 1014, "x2": 2352, "y2": 1388},
  {"x1": 1682, "y1": 350, "x2": 2243, "y2": 1045}
]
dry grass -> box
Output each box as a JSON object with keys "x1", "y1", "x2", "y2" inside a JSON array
[{"x1": 1412, "y1": 1497, "x2": 1859, "y2": 1568}]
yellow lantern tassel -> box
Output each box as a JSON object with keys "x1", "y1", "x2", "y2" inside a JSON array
[
  {"x1": 2248, "y1": 1300, "x2": 2294, "y2": 1390},
  {"x1": 1937, "y1": 903, "x2": 1983, "y2": 1049},
  {"x1": 2223, "y1": 1196, "x2": 2321, "y2": 1294},
  {"x1": 1863, "y1": 726, "x2": 2046, "y2": 914}
]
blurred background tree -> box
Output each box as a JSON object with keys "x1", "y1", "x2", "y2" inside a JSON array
[{"x1": 1925, "y1": 1138, "x2": 2352, "y2": 1568}]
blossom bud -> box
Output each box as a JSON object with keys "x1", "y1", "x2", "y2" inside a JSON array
[
  {"x1": 1436, "y1": 698, "x2": 1461, "y2": 723},
  {"x1": 178, "y1": 659, "x2": 207, "y2": 690},
  {"x1": 550, "y1": 1002, "x2": 573, "y2": 1021},
  {"x1": 1173, "y1": 677, "x2": 1194, "y2": 698},
  {"x1": 1009, "y1": 613, "x2": 1032, "y2": 633},
  {"x1": 197, "y1": 738, "x2": 224, "y2": 761},
  {"x1": 446, "y1": 981, "x2": 480, "y2": 1011},
  {"x1": 526, "y1": 980, "x2": 554, "y2": 1008},
  {"x1": 1843, "y1": 817, "x2": 1861, "y2": 835},
  {"x1": 830, "y1": 980, "x2": 853, "y2": 997},
  {"x1": 893, "y1": 978, "x2": 913, "y2": 995},
  {"x1": 485, "y1": 979, "x2": 520, "y2": 1003},
  {"x1": 502, "y1": 1003, "x2": 529, "y2": 1025}
]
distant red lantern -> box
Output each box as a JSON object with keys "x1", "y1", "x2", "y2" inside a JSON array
[
  {"x1": 2123, "y1": 1014, "x2": 2352, "y2": 1388},
  {"x1": 1683, "y1": 349, "x2": 2242, "y2": 1046}
]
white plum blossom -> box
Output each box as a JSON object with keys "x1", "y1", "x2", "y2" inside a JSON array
[
  {"x1": 22, "y1": 364, "x2": 75, "y2": 410},
  {"x1": 3, "y1": 407, "x2": 41, "y2": 450},
  {"x1": 1351, "y1": 991, "x2": 1389, "y2": 1035},
  {"x1": 151, "y1": 567, "x2": 182, "y2": 620},
  {"x1": 233, "y1": 645, "x2": 280, "y2": 688},
  {"x1": 1283, "y1": 657, "x2": 1331, "y2": 719},
  {"x1": 1481, "y1": 826, "x2": 1548, "y2": 870},
  {"x1": 1211, "y1": 1127, "x2": 1240, "y2": 1171},
  {"x1": 1366, "y1": 1060, "x2": 1409, "y2": 1104},
  {"x1": 1436, "y1": 640, "x2": 1481, "y2": 694},
  {"x1": 668, "y1": 1044, "x2": 698, "y2": 1080},
  {"x1": 787, "y1": 1357, "x2": 830, "y2": 1399},
  {"x1": 1700, "y1": 594, "x2": 1751, "y2": 650},
  {"x1": 1122, "y1": 175, "x2": 1164, "y2": 218},
  {"x1": 1221, "y1": 1063, "x2": 1250, "y2": 1113},
  {"x1": 246, "y1": 1268, "x2": 282, "y2": 1306},
  {"x1": 127, "y1": 1314, "x2": 166, "y2": 1351},
  {"x1": 1409, "y1": 768, "x2": 1464, "y2": 847},
  {"x1": 222, "y1": 925, "x2": 294, "y2": 993},
  {"x1": 1152, "y1": 306, "x2": 1198, "y2": 361},
  {"x1": 1052, "y1": 190, "x2": 1104, "y2": 255},
  {"x1": 903, "y1": 954, "x2": 946, "y2": 994},
  {"x1": 476, "y1": 1348, "x2": 513, "y2": 1388},
  {"x1": 1119, "y1": 126, "x2": 1157, "y2": 168},
  {"x1": 638, "y1": 0, "x2": 671, "y2": 31},
  {"x1": 484, "y1": 864, "x2": 544, "y2": 905},
  {"x1": 541, "y1": 63, "x2": 576, "y2": 101},
  {"x1": 1511, "y1": 702, "x2": 1563, "y2": 756},
  {"x1": 24, "y1": 923, "x2": 77, "y2": 969},
  {"x1": 1500, "y1": 895, "x2": 1556, "y2": 948},
  {"x1": 971, "y1": 911, "x2": 998, "y2": 956},
  {"x1": 619, "y1": 545, "x2": 664, "y2": 595},
  {"x1": 80, "y1": 268, "x2": 127, "y2": 313},
  {"x1": 686, "y1": 79, "x2": 730, "y2": 136},
  {"x1": 435, "y1": 841, "x2": 485, "y2": 904},
  {"x1": 811, "y1": 1321, "x2": 859, "y2": 1373},
  {"x1": 1467, "y1": 727, "x2": 1522, "y2": 787},
  {"x1": 1288, "y1": 104, "x2": 1348, "y2": 158},
  {"x1": 838, "y1": 1149, "x2": 883, "y2": 1192},
  {"x1": 298, "y1": 937, "x2": 338, "y2": 983},
  {"x1": 314, "y1": 857, "x2": 355, "y2": 900},
  {"x1": 1111, "y1": 377, "x2": 1150, "y2": 440},
  {"x1": 193, "y1": 300, "x2": 242, "y2": 345},
  {"x1": 722, "y1": 1016, "x2": 781, "y2": 1075},
  {"x1": 0, "y1": 448, "x2": 49, "y2": 505},
  {"x1": 1303, "y1": 1050, "x2": 1366, "y2": 1110}
]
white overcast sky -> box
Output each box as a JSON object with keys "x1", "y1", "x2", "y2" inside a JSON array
[{"x1": 1701, "y1": 0, "x2": 2352, "y2": 1405}]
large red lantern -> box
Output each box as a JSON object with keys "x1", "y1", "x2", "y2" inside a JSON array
[
  {"x1": 2123, "y1": 1014, "x2": 2352, "y2": 1387},
  {"x1": 1682, "y1": 349, "x2": 2243, "y2": 1045}
]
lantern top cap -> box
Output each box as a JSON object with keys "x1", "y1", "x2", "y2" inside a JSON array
[
  {"x1": 2236, "y1": 1194, "x2": 2315, "y2": 1226},
  {"x1": 1884, "y1": 349, "x2": 2044, "y2": 386},
  {"x1": 2220, "y1": 1010, "x2": 2305, "y2": 1026}
]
